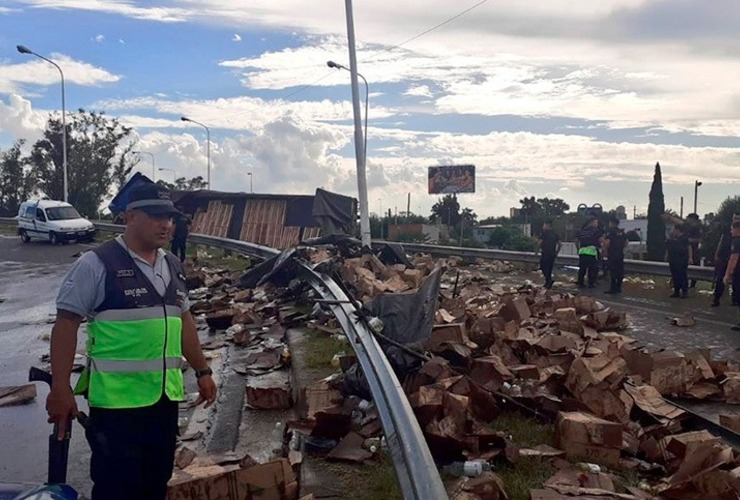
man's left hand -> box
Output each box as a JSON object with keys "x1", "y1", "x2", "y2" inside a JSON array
[{"x1": 195, "y1": 375, "x2": 217, "y2": 408}]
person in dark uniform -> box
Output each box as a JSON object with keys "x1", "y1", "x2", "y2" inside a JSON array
[
  {"x1": 576, "y1": 217, "x2": 602, "y2": 288},
  {"x1": 685, "y1": 213, "x2": 703, "y2": 289},
  {"x1": 665, "y1": 224, "x2": 692, "y2": 298},
  {"x1": 536, "y1": 220, "x2": 561, "y2": 289},
  {"x1": 171, "y1": 208, "x2": 191, "y2": 263},
  {"x1": 724, "y1": 220, "x2": 740, "y2": 331},
  {"x1": 712, "y1": 224, "x2": 733, "y2": 307},
  {"x1": 603, "y1": 217, "x2": 627, "y2": 294}
]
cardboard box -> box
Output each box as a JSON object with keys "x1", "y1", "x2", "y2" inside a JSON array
[
  {"x1": 167, "y1": 459, "x2": 298, "y2": 500},
  {"x1": 556, "y1": 411, "x2": 623, "y2": 468}
]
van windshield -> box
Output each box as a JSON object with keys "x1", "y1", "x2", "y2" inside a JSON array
[{"x1": 46, "y1": 206, "x2": 82, "y2": 221}]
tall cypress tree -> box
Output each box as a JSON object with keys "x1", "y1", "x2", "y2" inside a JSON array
[{"x1": 647, "y1": 162, "x2": 666, "y2": 261}]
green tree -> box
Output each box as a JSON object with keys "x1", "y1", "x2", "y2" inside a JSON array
[
  {"x1": 175, "y1": 176, "x2": 208, "y2": 191},
  {"x1": 111, "y1": 142, "x2": 138, "y2": 192},
  {"x1": 518, "y1": 196, "x2": 542, "y2": 218},
  {"x1": 430, "y1": 194, "x2": 460, "y2": 226},
  {"x1": 647, "y1": 162, "x2": 666, "y2": 261},
  {"x1": 487, "y1": 225, "x2": 536, "y2": 251},
  {"x1": 536, "y1": 197, "x2": 570, "y2": 217},
  {"x1": 28, "y1": 109, "x2": 134, "y2": 217},
  {"x1": 0, "y1": 140, "x2": 37, "y2": 216}
]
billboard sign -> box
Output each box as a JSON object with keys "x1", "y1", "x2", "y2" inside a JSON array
[{"x1": 428, "y1": 165, "x2": 475, "y2": 194}]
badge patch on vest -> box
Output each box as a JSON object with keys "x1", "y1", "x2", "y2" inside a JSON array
[
  {"x1": 116, "y1": 269, "x2": 135, "y2": 278},
  {"x1": 124, "y1": 287, "x2": 148, "y2": 298}
]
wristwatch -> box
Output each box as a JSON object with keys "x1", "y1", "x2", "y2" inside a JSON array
[{"x1": 195, "y1": 368, "x2": 213, "y2": 379}]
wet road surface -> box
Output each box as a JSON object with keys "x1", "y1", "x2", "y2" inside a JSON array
[{"x1": 0, "y1": 235, "x2": 94, "y2": 495}]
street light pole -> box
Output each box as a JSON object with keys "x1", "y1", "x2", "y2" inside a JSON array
[
  {"x1": 17, "y1": 45, "x2": 68, "y2": 202},
  {"x1": 693, "y1": 180, "x2": 702, "y2": 214},
  {"x1": 327, "y1": 60, "x2": 368, "y2": 163},
  {"x1": 133, "y1": 151, "x2": 155, "y2": 180},
  {"x1": 181, "y1": 117, "x2": 211, "y2": 189},
  {"x1": 342, "y1": 0, "x2": 371, "y2": 248},
  {"x1": 247, "y1": 172, "x2": 253, "y2": 194}
]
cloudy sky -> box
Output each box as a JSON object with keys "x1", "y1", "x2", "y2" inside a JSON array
[{"x1": 0, "y1": 0, "x2": 739, "y2": 218}]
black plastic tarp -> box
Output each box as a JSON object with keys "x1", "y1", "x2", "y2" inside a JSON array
[{"x1": 312, "y1": 188, "x2": 356, "y2": 236}]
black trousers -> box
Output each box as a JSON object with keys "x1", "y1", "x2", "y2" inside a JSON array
[
  {"x1": 713, "y1": 260, "x2": 729, "y2": 300},
  {"x1": 171, "y1": 237, "x2": 187, "y2": 262},
  {"x1": 540, "y1": 254, "x2": 556, "y2": 286},
  {"x1": 669, "y1": 261, "x2": 689, "y2": 294},
  {"x1": 86, "y1": 397, "x2": 178, "y2": 500},
  {"x1": 578, "y1": 254, "x2": 598, "y2": 287},
  {"x1": 608, "y1": 259, "x2": 624, "y2": 292}
]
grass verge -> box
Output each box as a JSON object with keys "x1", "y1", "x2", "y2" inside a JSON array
[
  {"x1": 304, "y1": 329, "x2": 347, "y2": 370},
  {"x1": 324, "y1": 452, "x2": 402, "y2": 500},
  {"x1": 488, "y1": 412, "x2": 557, "y2": 500}
]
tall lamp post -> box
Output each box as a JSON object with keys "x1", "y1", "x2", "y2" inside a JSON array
[
  {"x1": 247, "y1": 172, "x2": 253, "y2": 194},
  {"x1": 327, "y1": 60, "x2": 368, "y2": 162},
  {"x1": 17, "y1": 44, "x2": 68, "y2": 202},
  {"x1": 338, "y1": 0, "x2": 371, "y2": 248},
  {"x1": 693, "y1": 180, "x2": 702, "y2": 214},
  {"x1": 180, "y1": 116, "x2": 211, "y2": 189},
  {"x1": 133, "y1": 151, "x2": 155, "y2": 180},
  {"x1": 159, "y1": 167, "x2": 176, "y2": 184}
]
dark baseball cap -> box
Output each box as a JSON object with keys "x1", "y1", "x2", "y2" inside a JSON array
[{"x1": 125, "y1": 183, "x2": 181, "y2": 217}]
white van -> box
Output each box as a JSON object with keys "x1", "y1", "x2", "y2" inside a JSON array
[{"x1": 17, "y1": 200, "x2": 96, "y2": 245}]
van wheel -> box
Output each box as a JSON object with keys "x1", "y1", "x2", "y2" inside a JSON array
[
  {"x1": 20, "y1": 230, "x2": 30, "y2": 243},
  {"x1": 49, "y1": 232, "x2": 60, "y2": 245}
]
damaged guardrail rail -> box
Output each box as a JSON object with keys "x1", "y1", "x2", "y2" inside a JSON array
[{"x1": 91, "y1": 221, "x2": 449, "y2": 499}]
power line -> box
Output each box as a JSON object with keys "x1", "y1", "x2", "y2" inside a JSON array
[
  {"x1": 220, "y1": 0, "x2": 490, "y2": 123},
  {"x1": 362, "y1": 0, "x2": 490, "y2": 63}
]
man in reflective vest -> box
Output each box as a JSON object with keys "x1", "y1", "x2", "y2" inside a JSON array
[
  {"x1": 47, "y1": 183, "x2": 217, "y2": 500},
  {"x1": 576, "y1": 216, "x2": 603, "y2": 288}
]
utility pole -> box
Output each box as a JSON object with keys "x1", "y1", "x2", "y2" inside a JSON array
[
  {"x1": 693, "y1": 180, "x2": 702, "y2": 215},
  {"x1": 407, "y1": 192, "x2": 411, "y2": 218},
  {"x1": 344, "y1": 0, "x2": 371, "y2": 247},
  {"x1": 680, "y1": 196, "x2": 684, "y2": 218}
]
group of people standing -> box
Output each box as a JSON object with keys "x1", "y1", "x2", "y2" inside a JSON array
[
  {"x1": 536, "y1": 214, "x2": 740, "y2": 330},
  {"x1": 537, "y1": 216, "x2": 627, "y2": 294}
]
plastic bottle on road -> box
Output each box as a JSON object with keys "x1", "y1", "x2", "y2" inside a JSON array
[{"x1": 442, "y1": 460, "x2": 491, "y2": 477}]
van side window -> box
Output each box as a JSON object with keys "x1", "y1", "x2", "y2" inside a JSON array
[
  {"x1": 36, "y1": 209, "x2": 46, "y2": 222},
  {"x1": 25, "y1": 207, "x2": 35, "y2": 218}
]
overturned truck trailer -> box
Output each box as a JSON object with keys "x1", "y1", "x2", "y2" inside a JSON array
[{"x1": 110, "y1": 174, "x2": 357, "y2": 250}]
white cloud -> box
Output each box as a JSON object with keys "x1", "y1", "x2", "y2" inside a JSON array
[
  {"x1": 93, "y1": 34, "x2": 105, "y2": 43},
  {"x1": 404, "y1": 85, "x2": 433, "y2": 98},
  {"x1": 232, "y1": 34, "x2": 242, "y2": 42},
  {"x1": 0, "y1": 55, "x2": 120, "y2": 94},
  {"x1": 17, "y1": 0, "x2": 188, "y2": 22}
]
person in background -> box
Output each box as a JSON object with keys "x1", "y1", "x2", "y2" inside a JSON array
[
  {"x1": 685, "y1": 213, "x2": 703, "y2": 289},
  {"x1": 666, "y1": 224, "x2": 692, "y2": 298},
  {"x1": 603, "y1": 217, "x2": 627, "y2": 294},
  {"x1": 536, "y1": 220, "x2": 561, "y2": 289},
  {"x1": 724, "y1": 220, "x2": 740, "y2": 331},
  {"x1": 171, "y1": 207, "x2": 191, "y2": 263},
  {"x1": 712, "y1": 223, "x2": 733, "y2": 307},
  {"x1": 576, "y1": 217, "x2": 602, "y2": 288}
]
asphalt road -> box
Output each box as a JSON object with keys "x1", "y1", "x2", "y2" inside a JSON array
[{"x1": 0, "y1": 235, "x2": 94, "y2": 495}]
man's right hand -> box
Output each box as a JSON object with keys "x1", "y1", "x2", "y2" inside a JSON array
[{"x1": 46, "y1": 387, "x2": 79, "y2": 440}]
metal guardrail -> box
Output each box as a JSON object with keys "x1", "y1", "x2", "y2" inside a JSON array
[
  {"x1": 0, "y1": 218, "x2": 718, "y2": 281},
  {"x1": 92, "y1": 221, "x2": 447, "y2": 499},
  {"x1": 377, "y1": 241, "x2": 716, "y2": 281}
]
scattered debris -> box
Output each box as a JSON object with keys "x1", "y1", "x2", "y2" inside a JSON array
[
  {"x1": 0, "y1": 384, "x2": 37, "y2": 407},
  {"x1": 670, "y1": 313, "x2": 695, "y2": 327}
]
